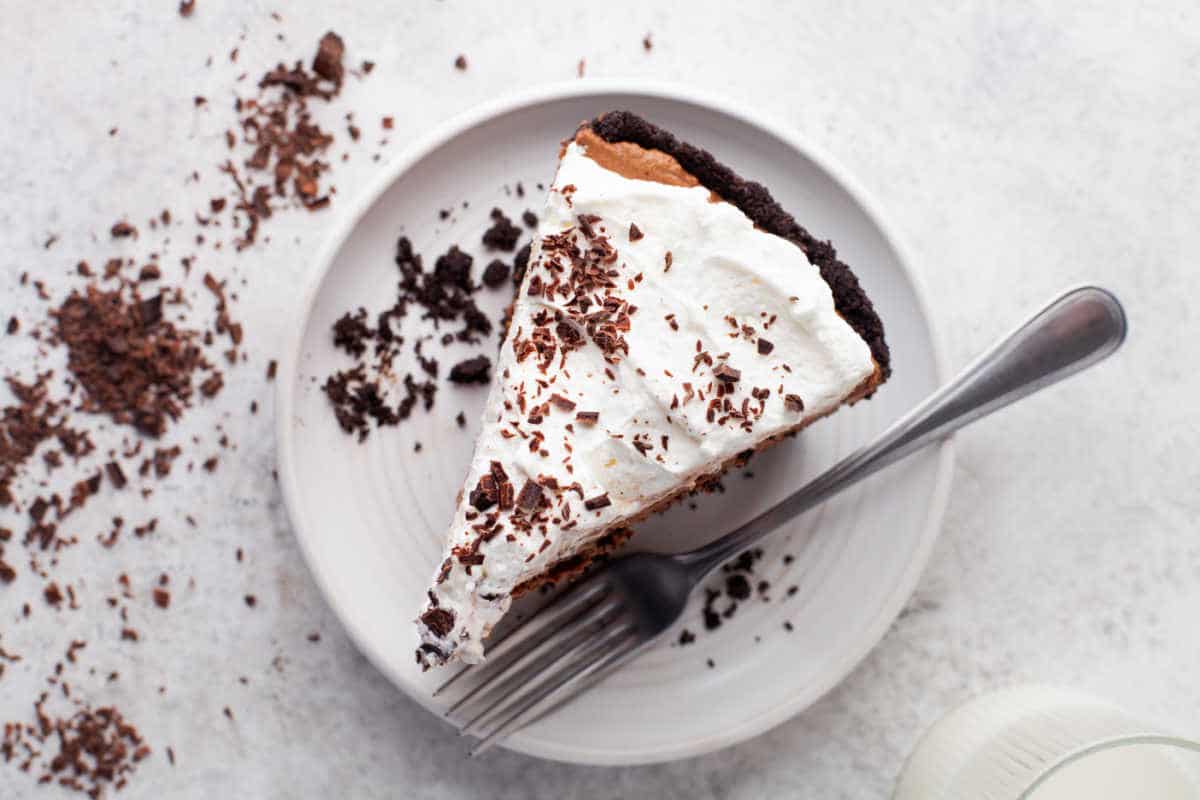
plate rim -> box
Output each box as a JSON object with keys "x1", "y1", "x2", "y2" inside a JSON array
[{"x1": 275, "y1": 79, "x2": 955, "y2": 765}]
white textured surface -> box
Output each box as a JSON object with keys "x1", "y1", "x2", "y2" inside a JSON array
[{"x1": 2, "y1": 1, "x2": 1197, "y2": 797}]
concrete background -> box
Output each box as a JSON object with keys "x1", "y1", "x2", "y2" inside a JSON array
[{"x1": 2, "y1": 1, "x2": 1197, "y2": 797}]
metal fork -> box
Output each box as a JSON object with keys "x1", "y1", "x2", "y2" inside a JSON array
[{"x1": 436, "y1": 286, "x2": 1127, "y2": 755}]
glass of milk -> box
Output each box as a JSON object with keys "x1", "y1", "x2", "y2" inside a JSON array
[{"x1": 894, "y1": 685, "x2": 1200, "y2": 799}]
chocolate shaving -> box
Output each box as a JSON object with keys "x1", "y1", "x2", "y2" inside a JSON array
[
  {"x1": 469, "y1": 474, "x2": 499, "y2": 511},
  {"x1": 420, "y1": 607, "x2": 455, "y2": 638},
  {"x1": 110, "y1": 221, "x2": 137, "y2": 239},
  {"x1": 713, "y1": 363, "x2": 741, "y2": 383},
  {"x1": 549, "y1": 394, "x2": 576, "y2": 412},
  {"x1": 498, "y1": 481, "x2": 515, "y2": 510},
  {"x1": 584, "y1": 493, "x2": 611, "y2": 510},
  {"x1": 516, "y1": 480, "x2": 544, "y2": 511}
]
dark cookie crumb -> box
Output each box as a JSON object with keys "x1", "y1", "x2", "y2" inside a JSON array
[
  {"x1": 694, "y1": 548, "x2": 770, "y2": 640},
  {"x1": 482, "y1": 208, "x2": 521, "y2": 252},
  {"x1": 481, "y1": 259, "x2": 510, "y2": 289},
  {"x1": 448, "y1": 355, "x2": 491, "y2": 384},
  {"x1": 725, "y1": 573, "x2": 751, "y2": 600}
]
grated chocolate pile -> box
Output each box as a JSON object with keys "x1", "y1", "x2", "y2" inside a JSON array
[
  {"x1": 2, "y1": 697, "x2": 149, "y2": 798},
  {"x1": 52, "y1": 286, "x2": 221, "y2": 439}
]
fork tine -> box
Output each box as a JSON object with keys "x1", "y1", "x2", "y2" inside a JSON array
[
  {"x1": 454, "y1": 598, "x2": 623, "y2": 732},
  {"x1": 469, "y1": 626, "x2": 643, "y2": 756},
  {"x1": 493, "y1": 633, "x2": 650, "y2": 738},
  {"x1": 433, "y1": 578, "x2": 611, "y2": 699},
  {"x1": 463, "y1": 620, "x2": 637, "y2": 743}
]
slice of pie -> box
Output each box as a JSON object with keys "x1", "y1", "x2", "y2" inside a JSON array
[{"x1": 417, "y1": 111, "x2": 890, "y2": 668}]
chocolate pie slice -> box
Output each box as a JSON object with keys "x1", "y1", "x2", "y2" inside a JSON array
[{"x1": 417, "y1": 111, "x2": 889, "y2": 668}]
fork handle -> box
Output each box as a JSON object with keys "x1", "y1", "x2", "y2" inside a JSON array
[{"x1": 680, "y1": 286, "x2": 1127, "y2": 577}]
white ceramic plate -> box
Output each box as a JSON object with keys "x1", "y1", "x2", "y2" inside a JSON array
[{"x1": 277, "y1": 82, "x2": 953, "y2": 765}]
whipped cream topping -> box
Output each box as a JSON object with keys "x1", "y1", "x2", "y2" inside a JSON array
[{"x1": 417, "y1": 140, "x2": 876, "y2": 666}]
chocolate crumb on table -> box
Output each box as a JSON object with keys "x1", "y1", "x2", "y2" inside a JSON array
[
  {"x1": 53, "y1": 279, "x2": 223, "y2": 440},
  {"x1": 1, "y1": 698, "x2": 150, "y2": 796},
  {"x1": 215, "y1": 31, "x2": 358, "y2": 249}
]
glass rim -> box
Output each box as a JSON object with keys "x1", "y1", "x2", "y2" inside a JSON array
[{"x1": 1018, "y1": 733, "x2": 1200, "y2": 798}]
